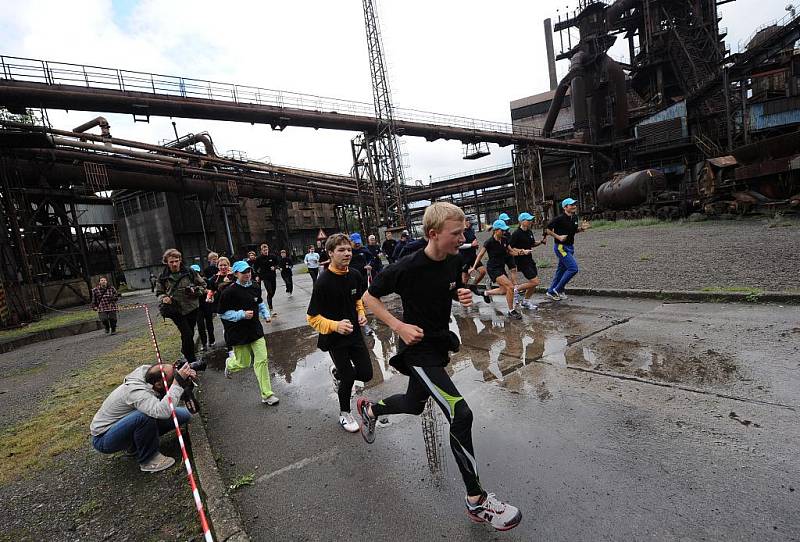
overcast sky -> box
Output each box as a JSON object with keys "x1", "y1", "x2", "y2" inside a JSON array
[{"x1": 0, "y1": 0, "x2": 791, "y2": 182}]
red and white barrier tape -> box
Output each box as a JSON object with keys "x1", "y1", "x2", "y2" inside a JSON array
[{"x1": 130, "y1": 302, "x2": 214, "y2": 542}]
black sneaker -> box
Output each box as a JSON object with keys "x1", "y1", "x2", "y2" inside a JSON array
[
  {"x1": 508, "y1": 309, "x2": 522, "y2": 320},
  {"x1": 357, "y1": 397, "x2": 376, "y2": 444}
]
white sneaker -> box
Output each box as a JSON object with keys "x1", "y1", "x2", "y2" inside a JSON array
[
  {"x1": 466, "y1": 492, "x2": 522, "y2": 531},
  {"x1": 139, "y1": 452, "x2": 175, "y2": 473},
  {"x1": 545, "y1": 290, "x2": 561, "y2": 301},
  {"x1": 224, "y1": 353, "x2": 234, "y2": 379},
  {"x1": 520, "y1": 300, "x2": 538, "y2": 310},
  {"x1": 262, "y1": 394, "x2": 279, "y2": 405},
  {"x1": 558, "y1": 291, "x2": 568, "y2": 299},
  {"x1": 339, "y1": 411, "x2": 359, "y2": 433}
]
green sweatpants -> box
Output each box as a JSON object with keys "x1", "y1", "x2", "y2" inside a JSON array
[{"x1": 226, "y1": 337, "x2": 274, "y2": 399}]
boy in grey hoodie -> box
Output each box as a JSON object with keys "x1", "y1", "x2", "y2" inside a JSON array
[{"x1": 90, "y1": 363, "x2": 195, "y2": 472}]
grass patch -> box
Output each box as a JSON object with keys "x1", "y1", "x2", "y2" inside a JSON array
[
  {"x1": 0, "y1": 324, "x2": 181, "y2": 485},
  {"x1": 0, "y1": 309, "x2": 97, "y2": 342},
  {"x1": 536, "y1": 259, "x2": 553, "y2": 269},
  {"x1": 639, "y1": 254, "x2": 653, "y2": 261},
  {"x1": 588, "y1": 218, "x2": 677, "y2": 232},
  {"x1": 700, "y1": 286, "x2": 763, "y2": 295},
  {"x1": 229, "y1": 472, "x2": 255, "y2": 491},
  {"x1": 78, "y1": 498, "x2": 100, "y2": 516}
]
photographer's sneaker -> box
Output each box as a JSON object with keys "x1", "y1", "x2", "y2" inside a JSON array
[
  {"x1": 139, "y1": 452, "x2": 175, "y2": 473},
  {"x1": 465, "y1": 492, "x2": 522, "y2": 531},
  {"x1": 262, "y1": 394, "x2": 279, "y2": 406},
  {"x1": 357, "y1": 397, "x2": 377, "y2": 444},
  {"x1": 338, "y1": 411, "x2": 359, "y2": 433},
  {"x1": 329, "y1": 364, "x2": 340, "y2": 393}
]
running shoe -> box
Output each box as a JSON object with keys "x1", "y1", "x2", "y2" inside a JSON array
[
  {"x1": 465, "y1": 493, "x2": 522, "y2": 531},
  {"x1": 508, "y1": 309, "x2": 522, "y2": 320},
  {"x1": 545, "y1": 290, "x2": 561, "y2": 301},
  {"x1": 558, "y1": 291, "x2": 568, "y2": 299},
  {"x1": 329, "y1": 363, "x2": 340, "y2": 393},
  {"x1": 262, "y1": 394, "x2": 280, "y2": 406},
  {"x1": 357, "y1": 397, "x2": 377, "y2": 444},
  {"x1": 224, "y1": 355, "x2": 233, "y2": 379},
  {"x1": 339, "y1": 411, "x2": 360, "y2": 433},
  {"x1": 520, "y1": 300, "x2": 538, "y2": 310}
]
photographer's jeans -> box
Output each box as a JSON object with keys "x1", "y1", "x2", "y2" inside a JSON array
[{"x1": 92, "y1": 408, "x2": 191, "y2": 464}]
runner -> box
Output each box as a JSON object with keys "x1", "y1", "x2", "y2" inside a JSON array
[
  {"x1": 278, "y1": 249, "x2": 294, "y2": 297},
  {"x1": 545, "y1": 197, "x2": 589, "y2": 300},
  {"x1": 218, "y1": 260, "x2": 278, "y2": 405},
  {"x1": 306, "y1": 233, "x2": 373, "y2": 433},
  {"x1": 349, "y1": 233, "x2": 376, "y2": 336},
  {"x1": 254, "y1": 243, "x2": 279, "y2": 315},
  {"x1": 498, "y1": 213, "x2": 518, "y2": 289},
  {"x1": 304, "y1": 245, "x2": 321, "y2": 284},
  {"x1": 459, "y1": 215, "x2": 485, "y2": 287},
  {"x1": 358, "y1": 202, "x2": 522, "y2": 532},
  {"x1": 470, "y1": 220, "x2": 523, "y2": 320},
  {"x1": 381, "y1": 231, "x2": 398, "y2": 264},
  {"x1": 509, "y1": 212, "x2": 545, "y2": 310}
]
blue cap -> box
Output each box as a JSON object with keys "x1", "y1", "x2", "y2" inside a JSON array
[
  {"x1": 518, "y1": 212, "x2": 534, "y2": 222},
  {"x1": 350, "y1": 233, "x2": 362, "y2": 245},
  {"x1": 231, "y1": 260, "x2": 252, "y2": 274},
  {"x1": 498, "y1": 212, "x2": 511, "y2": 221},
  {"x1": 492, "y1": 219, "x2": 510, "y2": 231},
  {"x1": 190, "y1": 264, "x2": 201, "y2": 272},
  {"x1": 562, "y1": 197, "x2": 577, "y2": 207}
]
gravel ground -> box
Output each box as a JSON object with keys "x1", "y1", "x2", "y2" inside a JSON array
[{"x1": 529, "y1": 217, "x2": 800, "y2": 293}]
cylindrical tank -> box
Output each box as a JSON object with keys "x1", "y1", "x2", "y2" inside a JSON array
[{"x1": 596, "y1": 169, "x2": 667, "y2": 210}]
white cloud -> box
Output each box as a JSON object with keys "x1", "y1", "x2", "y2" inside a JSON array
[{"x1": 0, "y1": 0, "x2": 791, "y2": 179}]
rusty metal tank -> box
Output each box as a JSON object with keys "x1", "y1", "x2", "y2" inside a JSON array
[{"x1": 596, "y1": 169, "x2": 667, "y2": 210}]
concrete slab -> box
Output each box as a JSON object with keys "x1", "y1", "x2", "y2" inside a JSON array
[{"x1": 198, "y1": 274, "x2": 800, "y2": 541}]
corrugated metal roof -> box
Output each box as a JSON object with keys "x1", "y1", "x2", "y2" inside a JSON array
[
  {"x1": 637, "y1": 101, "x2": 687, "y2": 126},
  {"x1": 749, "y1": 102, "x2": 800, "y2": 131}
]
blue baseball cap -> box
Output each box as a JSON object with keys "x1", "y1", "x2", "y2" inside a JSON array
[
  {"x1": 562, "y1": 197, "x2": 577, "y2": 207},
  {"x1": 231, "y1": 260, "x2": 252, "y2": 274},
  {"x1": 498, "y1": 212, "x2": 511, "y2": 221},
  {"x1": 492, "y1": 219, "x2": 510, "y2": 231},
  {"x1": 190, "y1": 264, "x2": 201, "y2": 272},
  {"x1": 349, "y1": 233, "x2": 362, "y2": 245},
  {"x1": 518, "y1": 212, "x2": 534, "y2": 221}
]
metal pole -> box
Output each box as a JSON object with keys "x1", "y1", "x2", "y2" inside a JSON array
[{"x1": 221, "y1": 206, "x2": 235, "y2": 256}]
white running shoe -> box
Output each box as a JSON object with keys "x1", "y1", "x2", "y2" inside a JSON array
[
  {"x1": 139, "y1": 452, "x2": 175, "y2": 473},
  {"x1": 224, "y1": 353, "x2": 234, "y2": 379},
  {"x1": 466, "y1": 492, "x2": 522, "y2": 531},
  {"x1": 558, "y1": 291, "x2": 568, "y2": 299},
  {"x1": 545, "y1": 290, "x2": 561, "y2": 301},
  {"x1": 520, "y1": 300, "x2": 538, "y2": 310},
  {"x1": 262, "y1": 394, "x2": 279, "y2": 405},
  {"x1": 338, "y1": 411, "x2": 359, "y2": 433}
]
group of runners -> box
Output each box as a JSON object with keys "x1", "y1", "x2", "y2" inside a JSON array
[{"x1": 202, "y1": 197, "x2": 588, "y2": 532}]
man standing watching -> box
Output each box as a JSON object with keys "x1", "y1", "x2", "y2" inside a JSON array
[
  {"x1": 381, "y1": 231, "x2": 398, "y2": 264},
  {"x1": 219, "y1": 260, "x2": 278, "y2": 405},
  {"x1": 91, "y1": 276, "x2": 121, "y2": 335},
  {"x1": 545, "y1": 197, "x2": 589, "y2": 300},
  {"x1": 510, "y1": 212, "x2": 545, "y2": 310},
  {"x1": 90, "y1": 362, "x2": 196, "y2": 472}
]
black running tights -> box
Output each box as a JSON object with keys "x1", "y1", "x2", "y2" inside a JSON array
[
  {"x1": 372, "y1": 365, "x2": 482, "y2": 496},
  {"x1": 330, "y1": 341, "x2": 373, "y2": 412}
]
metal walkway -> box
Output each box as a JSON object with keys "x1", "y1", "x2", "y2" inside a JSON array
[{"x1": 0, "y1": 54, "x2": 598, "y2": 152}]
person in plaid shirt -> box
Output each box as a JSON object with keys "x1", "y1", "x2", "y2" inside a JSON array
[{"x1": 91, "y1": 277, "x2": 121, "y2": 334}]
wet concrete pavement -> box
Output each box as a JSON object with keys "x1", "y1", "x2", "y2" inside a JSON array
[{"x1": 198, "y1": 273, "x2": 800, "y2": 541}]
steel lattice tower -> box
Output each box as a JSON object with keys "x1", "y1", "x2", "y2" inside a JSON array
[{"x1": 361, "y1": 0, "x2": 407, "y2": 227}]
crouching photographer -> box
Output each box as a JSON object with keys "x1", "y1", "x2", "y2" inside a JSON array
[{"x1": 90, "y1": 362, "x2": 197, "y2": 473}]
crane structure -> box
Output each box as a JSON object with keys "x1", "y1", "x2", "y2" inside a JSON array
[{"x1": 354, "y1": 0, "x2": 408, "y2": 230}]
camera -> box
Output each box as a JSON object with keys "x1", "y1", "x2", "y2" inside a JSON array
[
  {"x1": 174, "y1": 359, "x2": 203, "y2": 414},
  {"x1": 184, "y1": 285, "x2": 203, "y2": 297}
]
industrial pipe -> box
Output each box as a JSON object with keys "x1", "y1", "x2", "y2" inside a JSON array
[
  {"x1": 73, "y1": 116, "x2": 111, "y2": 138},
  {"x1": 166, "y1": 132, "x2": 216, "y2": 156},
  {"x1": 543, "y1": 51, "x2": 587, "y2": 137},
  {"x1": 606, "y1": 56, "x2": 629, "y2": 134},
  {"x1": 596, "y1": 169, "x2": 666, "y2": 210}
]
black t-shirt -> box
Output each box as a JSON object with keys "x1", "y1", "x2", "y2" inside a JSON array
[
  {"x1": 510, "y1": 227, "x2": 536, "y2": 267},
  {"x1": 381, "y1": 239, "x2": 397, "y2": 259},
  {"x1": 367, "y1": 245, "x2": 383, "y2": 271},
  {"x1": 483, "y1": 236, "x2": 509, "y2": 269},
  {"x1": 306, "y1": 268, "x2": 366, "y2": 351},
  {"x1": 218, "y1": 282, "x2": 264, "y2": 346},
  {"x1": 460, "y1": 226, "x2": 478, "y2": 264},
  {"x1": 254, "y1": 254, "x2": 279, "y2": 279},
  {"x1": 203, "y1": 264, "x2": 218, "y2": 280},
  {"x1": 278, "y1": 256, "x2": 293, "y2": 275},
  {"x1": 368, "y1": 249, "x2": 462, "y2": 343},
  {"x1": 547, "y1": 213, "x2": 579, "y2": 246}
]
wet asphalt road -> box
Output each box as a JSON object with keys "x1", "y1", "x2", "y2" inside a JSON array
[{"x1": 198, "y1": 273, "x2": 800, "y2": 541}]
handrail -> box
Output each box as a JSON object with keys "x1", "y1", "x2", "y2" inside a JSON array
[{"x1": 0, "y1": 54, "x2": 544, "y2": 139}]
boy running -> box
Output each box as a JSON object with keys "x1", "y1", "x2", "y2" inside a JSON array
[
  {"x1": 358, "y1": 202, "x2": 522, "y2": 532},
  {"x1": 306, "y1": 234, "x2": 373, "y2": 433},
  {"x1": 219, "y1": 260, "x2": 278, "y2": 405}
]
